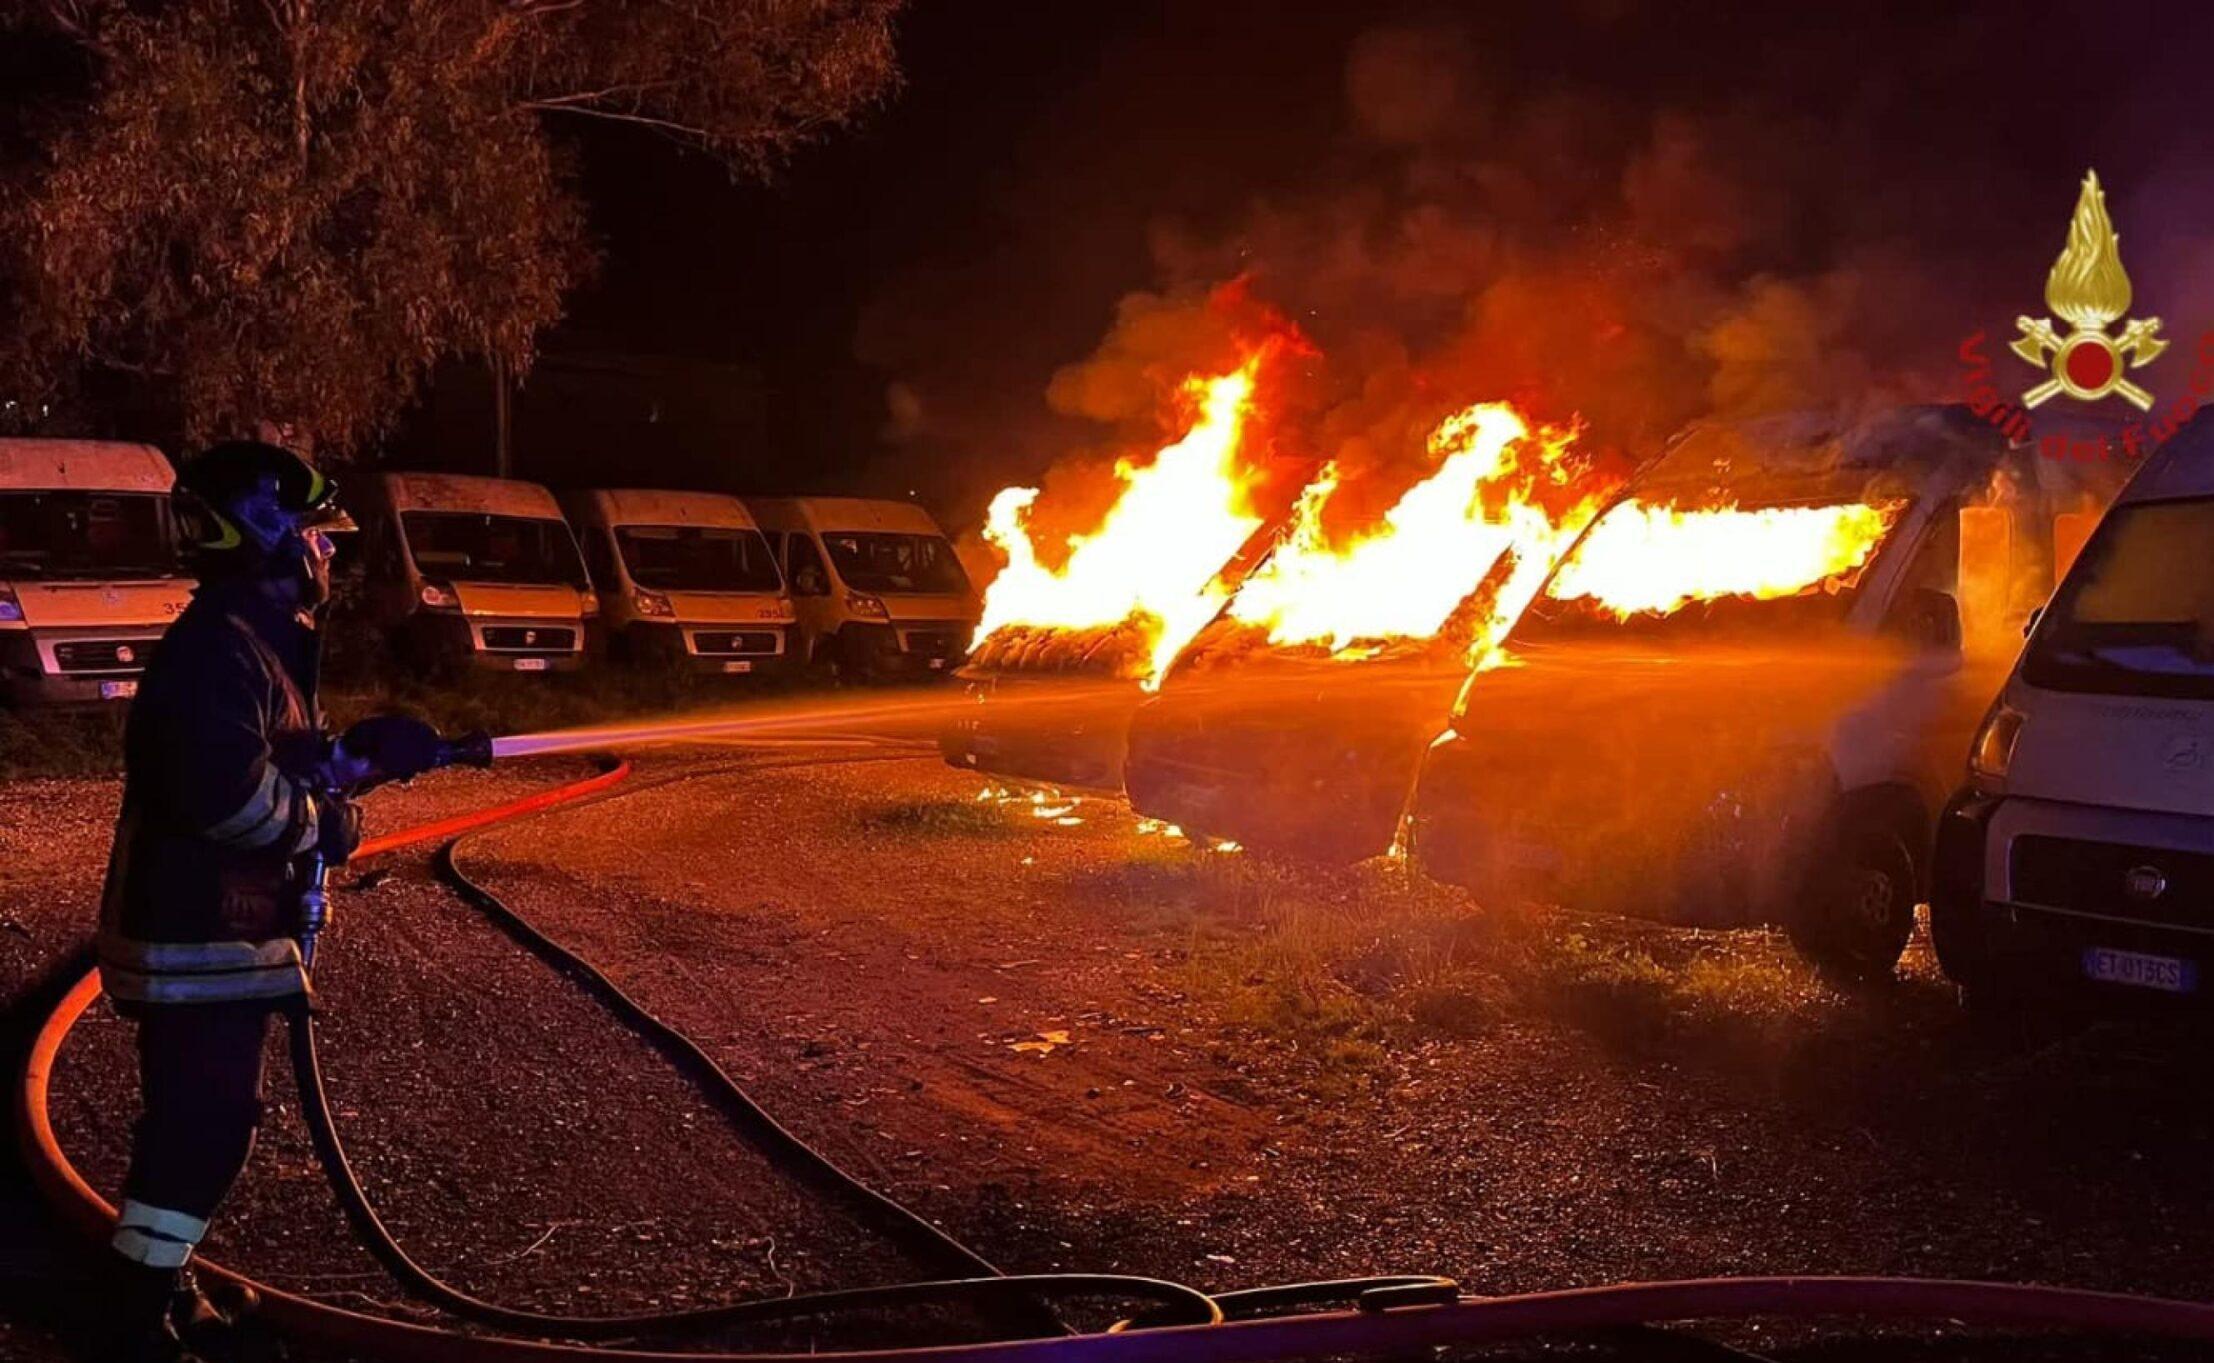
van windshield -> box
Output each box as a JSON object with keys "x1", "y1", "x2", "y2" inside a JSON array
[
  {"x1": 401, "y1": 512, "x2": 587, "y2": 588},
  {"x1": 2023, "y1": 495, "x2": 2214, "y2": 700},
  {"x1": 1511, "y1": 586, "x2": 1857, "y2": 646},
  {"x1": 1508, "y1": 496, "x2": 1896, "y2": 647},
  {"x1": 616, "y1": 524, "x2": 783, "y2": 593},
  {"x1": 821, "y1": 532, "x2": 968, "y2": 595},
  {"x1": 0, "y1": 491, "x2": 177, "y2": 580}
]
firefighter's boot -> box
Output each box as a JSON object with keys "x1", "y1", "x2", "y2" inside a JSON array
[
  {"x1": 172, "y1": 1266, "x2": 259, "y2": 1353},
  {"x1": 104, "y1": 1260, "x2": 210, "y2": 1363}
]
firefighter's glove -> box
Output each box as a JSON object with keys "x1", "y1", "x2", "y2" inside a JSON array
[
  {"x1": 317, "y1": 794, "x2": 364, "y2": 866},
  {"x1": 337, "y1": 714, "x2": 445, "y2": 787}
]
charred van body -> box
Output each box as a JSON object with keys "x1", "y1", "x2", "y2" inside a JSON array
[{"x1": 1410, "y1": 405, "x2": 2122, "y2": 975}]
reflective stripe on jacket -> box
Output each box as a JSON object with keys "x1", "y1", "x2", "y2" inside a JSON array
[{"x1": 98, "y1": 581, "x2": 327, "y2": 1008}]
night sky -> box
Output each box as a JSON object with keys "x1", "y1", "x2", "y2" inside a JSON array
[{"x1": 446, "y1": 1, "x2": 2214, "y2": 528}]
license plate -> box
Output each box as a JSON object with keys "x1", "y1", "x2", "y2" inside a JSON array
[
  {"x1": 2082, "y1": 946, "x2": 2198, "y2": 994},
  {"x1": 512, "y1": 656, "x2": 549, "y2": 672},
  {"x1": 722, "y1": 659, "x2": 754, "y2": 673},
  {"x1": 99, "y1": 679, "x2": 138, "y2": 700}
]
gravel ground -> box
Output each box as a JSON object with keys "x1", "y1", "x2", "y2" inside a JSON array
[{"x1": 7, "y1": 747, "x2": 2214, "y2": 1361}]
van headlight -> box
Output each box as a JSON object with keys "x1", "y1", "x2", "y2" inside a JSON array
[
  {"x1": 633, "y1": 588, "x2": 675, "y2": 618},
  {"x1": 1970, "y1": 702, "x2": 2026, "y2": 782},
  {"x1": 418, "y1": 580, "x2": 460, "y2": 611},
  {"x1": 844, "y1": 591, "x2": 889, "y2": 619}
]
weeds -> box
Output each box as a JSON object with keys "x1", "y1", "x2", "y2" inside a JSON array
[
  {"x1": 1100, "y1": 836, "x2": 1867, "y2": 1074},
  {"x1": 0, "y1": 706, "x2": 128, "y2": 780},
  {"x1": 859, "y1": 798, "x2": 1031, "y2": 840}
]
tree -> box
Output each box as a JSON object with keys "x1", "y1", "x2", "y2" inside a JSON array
[{"x1": 0, "y1": 0, "x2": 902, "y2": 451}]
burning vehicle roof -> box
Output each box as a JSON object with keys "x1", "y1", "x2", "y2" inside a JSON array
[{"x1": 1639, "y1": 404, "x2": 2124, "y2": 510}]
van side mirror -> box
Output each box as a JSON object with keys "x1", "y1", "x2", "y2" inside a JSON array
[
  {"x1": 1891, "y1": 587, "x2": 1962, "y2": 653},
  {"x1": 2021, "y1": 604, "x2": 2044, "y2": 639}
]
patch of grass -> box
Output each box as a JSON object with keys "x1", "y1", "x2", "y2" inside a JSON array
[
  {"x1": 859, "y1": 798, "x2": 1030, "y2": 840},
  {"x1": 0, "y1": 705, "x2": 128, "y2": 778},
  {"x1": 1088, "y1": 833, "x2": 1867, "y2": 1072}
]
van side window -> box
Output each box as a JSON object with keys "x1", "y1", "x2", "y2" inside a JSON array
[
  {"x1": 1883, "y1": 511, "x2": 1963, "y2": 652},
  {"x1": 786, "y1": 533, "x2": 831, "y2": 597}
]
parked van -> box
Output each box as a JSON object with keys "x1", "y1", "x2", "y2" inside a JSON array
[
  {"x1": 359, "y1": 472, "x2": 594, "y2": 674},
  {"x1": 1931, "y1": 411, "x2": 2214, "y2": 1007},
  {"x1": 1409, "y1": 407, "x2": 2118, "y2": 975},
  {"x1": 745, "y1": 497, "x2": 977, "y2": 681},
  {"x1": 565, "y1": 489, "x2": 797, "y2": 675},
  {"x1": 0, "y1": 440, "x2": 190, "y2": 705}
]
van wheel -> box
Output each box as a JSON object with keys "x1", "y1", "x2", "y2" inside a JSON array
[{"x1": 1788, "y1": 818, "x2": 1917, "y2": 979}]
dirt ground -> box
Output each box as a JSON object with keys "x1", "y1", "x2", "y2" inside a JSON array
[{"x1": 7, "y1": 746, "x2": 2214, "y2": 1360}]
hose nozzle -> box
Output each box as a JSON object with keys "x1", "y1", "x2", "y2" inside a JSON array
[{"x1": 436, "y1": 730, "x2": 495, "y2": 770}]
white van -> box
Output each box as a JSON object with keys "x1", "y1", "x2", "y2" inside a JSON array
[
  {"x1": 360, "y1": 472, "x2": 595, "y2": 674},
  {"x1": 1410, "y1": 407, "x2": 2117, "y2": 976},
  {"x1": 744, "y1": 496, "x2": 977, "y2": 682},
  {"x1": 565, "y1": 489, "x2": 797, "y2": 676},
  {"x1": 0, "y1": 440, "x2": 191, "y2": 705},
  {"x1": 1931, "y1": 412, "x2": 2214, "y2": 1007}
]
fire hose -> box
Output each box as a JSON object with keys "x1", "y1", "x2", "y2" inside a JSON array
[{"x1": 22, "y1": 749, "x2": 2214, "y2": 1361}]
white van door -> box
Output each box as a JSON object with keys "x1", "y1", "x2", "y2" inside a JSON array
[{"x1": 782, "y1": 530, "x2": 839, "y2": 664}]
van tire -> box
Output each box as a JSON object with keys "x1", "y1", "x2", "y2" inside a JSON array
[{"x1": 1787, "y1": 816, "x2": 1918, "y2": 979}]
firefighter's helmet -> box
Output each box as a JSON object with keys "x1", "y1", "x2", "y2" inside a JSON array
[{"x1": 176, "y1": 441, "x2": 355, "y2": 570}]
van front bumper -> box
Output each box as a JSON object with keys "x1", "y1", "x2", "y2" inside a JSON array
[
  {"x1": 836, "y1": 621, "x2": 966, "y2": 680},
  {"x1": 0, "y1": 627, "x2": 163, "y2": 705},
  {"x1": 413, "y1": 614, "x2": 587, "y2": 672},
  {"x1": 626, "y1": 621, "x2": 798, "y2": 676},
  {"x1": 1933, "y1": 789, "x2": 2214, "y2": 1002}
]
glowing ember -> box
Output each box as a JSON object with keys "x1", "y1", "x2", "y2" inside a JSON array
[
  {"x1": 969, "y1": 356, "x2": 1269, "y2": 687},
  {"x1": 1545, "y1": 499, "x2": 1898, "y2": 618},
  {"x1": 1224, "y1": 403, "x2": 1607, "y2": 661},
  {"x1": 976, "y1": 782, "x2": 1087, "y2": 826}
]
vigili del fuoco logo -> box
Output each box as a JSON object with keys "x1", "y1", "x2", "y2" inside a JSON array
[{"x1": 1959, "y1": 169, "x2": 2214, "y2": 461}]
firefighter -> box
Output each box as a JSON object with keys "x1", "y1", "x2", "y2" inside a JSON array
[{"x1": 92, "y1": 441, "x2": 438, "y2": 1363}]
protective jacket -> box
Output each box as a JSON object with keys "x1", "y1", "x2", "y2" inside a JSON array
[{"x1": 98, "y1": 580, "x2": 330, "y2": 1008}]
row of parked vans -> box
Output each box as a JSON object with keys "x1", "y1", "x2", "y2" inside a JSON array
[{"x1": 0, "y1": 439, "x2": 981, "y2": 704}]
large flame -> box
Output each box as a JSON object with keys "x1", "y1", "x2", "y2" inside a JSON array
[
  {"x1": 1544, "y1": 499, "x2": 1898, "y2": 619},
  {"x1": 969, "y1": 357, "x2": 1268, "y2": 686},
  {"x1": 1225, "y1": 403, "x2": 1607, "y2": 660}
]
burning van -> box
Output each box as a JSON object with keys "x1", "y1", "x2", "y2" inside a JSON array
[
  {"x1": 941, "y1": 356, "x2": 1297, "y2": 793},
  {"x1": 942, "y1": 518, "x2": 1281, "y2": 796},
  {"x1": 0, "y1": 440, "x2": 190, "y2": 705},
  {"x1": 1408, "y1": 406, "x2": 2117, "y2": 975},
  {"x1": 1123, "y1": 404, "x2": 1609, "y2": 860}
]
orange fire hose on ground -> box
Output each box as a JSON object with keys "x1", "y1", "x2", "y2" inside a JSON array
[{"x1": 20, "y1": 755, "x2": 2214, "y2": 1361}]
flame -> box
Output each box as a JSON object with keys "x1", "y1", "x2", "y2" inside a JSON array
[
  {"x1": 1544, "y1": 499, "x2": 1897, "y2": 619},
  {"x1": 976, "y1": 782, "x2": 1087, "y2": 826},
  {"x1": 2045, "y1": 169, "x2": 2131, "y2": 330},
  {"x1": 1223, "y1": 403, "x2": 1609, "y2": 661},
  {"x1": 970, "y1": 357, "x2": 1269, "y2": 686}
]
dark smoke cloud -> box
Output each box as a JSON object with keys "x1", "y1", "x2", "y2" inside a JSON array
[{"x1": 859, "y1": 1, "x2": 2214, "y2": 555}]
